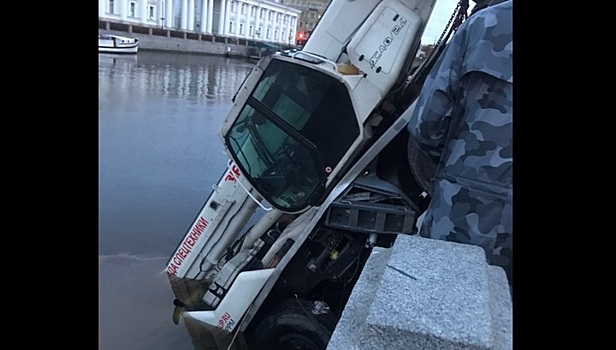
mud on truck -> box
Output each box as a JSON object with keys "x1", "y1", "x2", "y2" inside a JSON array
[{"x1": 165, "y1": 0, "x2": 471, "y2": 349}]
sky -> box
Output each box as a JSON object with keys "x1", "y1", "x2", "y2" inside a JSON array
[{"x1": 421, "y1": 0, "x2": 463, "y2": 45}]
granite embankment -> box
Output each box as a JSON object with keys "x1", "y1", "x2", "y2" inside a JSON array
[{"x1": 99, "y1": 19, "x2": 293, "y2": 58}]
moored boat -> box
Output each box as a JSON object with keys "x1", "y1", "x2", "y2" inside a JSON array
[{"x1": 99, "y1": 34, "x2": 139, "y2": 54}]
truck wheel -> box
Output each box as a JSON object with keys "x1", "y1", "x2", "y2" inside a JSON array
[{"x1": 251, "y1": 298, "x2": 339, "y2": 350}]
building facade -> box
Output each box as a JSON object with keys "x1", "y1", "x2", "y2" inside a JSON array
[
  {"x1": 281, "y1": 0, "x2": 329, "y2": 44},
  {"x1": 99, "y1": 0, "x2": 301, "y2": 45}
]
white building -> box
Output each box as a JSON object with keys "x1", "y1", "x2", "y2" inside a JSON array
[{"x1": 99, "y1": 0, "x2": 301, "y2": 45}]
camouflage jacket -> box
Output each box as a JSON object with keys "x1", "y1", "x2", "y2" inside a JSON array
[{"x1": 407, "y1": 0, "x2": 513, "y2": 283}]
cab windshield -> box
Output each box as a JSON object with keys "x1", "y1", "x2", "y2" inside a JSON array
[{"x1": 226, "y1": 58, "x2": 359, "y2": 211}]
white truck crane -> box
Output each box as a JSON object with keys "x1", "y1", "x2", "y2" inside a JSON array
[{"x1": 166, "y1": 0, "x2": 470, "y2": 348}]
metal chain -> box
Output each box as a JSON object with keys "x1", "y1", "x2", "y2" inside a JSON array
[
  {"x1": 435, "y1": 1, "x2": 463, "y2": 47},
  {"x1": 406, "y1": 0, "x2": 469, "y2": 87}
]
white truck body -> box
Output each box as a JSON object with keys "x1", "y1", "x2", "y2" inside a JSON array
[{"x1": 165, "y1": 0, "x2": 468, "y2": 345}]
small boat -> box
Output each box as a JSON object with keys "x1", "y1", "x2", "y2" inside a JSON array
[{"x1": 99, "y1": 34, "x2": 139, "y2": 54}]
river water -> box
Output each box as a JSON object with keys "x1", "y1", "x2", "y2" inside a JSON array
[{"x1": 98, "y1": 51, "x2": 257, "y2": 350}]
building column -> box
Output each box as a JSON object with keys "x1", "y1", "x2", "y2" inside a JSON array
[
  {"x1": 157, "y1": 0, "x2": 163, "y2": 26},
  {"x1": 200, "y1": 0, "x2": 208, "y2": 33},
  {"x1": 165, "y1": 0, "x2": 173, "y2": 28},
  {"x1": 141, "y1": 0, "x2": 148, "y2": 24},
  {"x1": 188, "y1": 0, "x2": 195, "y2": 30},
  {"x1": 252, "y1": 5, "x2": 259, "y2": 39},
  {"x1": 218, "y1": 0, "x2": 227, "y2": 35},
  {"x1": 207, "y1": 0, "x2": 215, "y2": 33},
  {"x1": 99, "y1": 0, "x2": 105, "y2": 17},
  {"x1": 181, "y1": 0, "x2": 188, "y2": 30},
  {"x1": 120, "y1": 0, "x2": 127, "y2": 21}
]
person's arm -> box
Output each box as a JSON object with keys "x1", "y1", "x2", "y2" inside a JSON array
[{"x1": 407, "y1": 27, "x2": 468, "y2": 161}]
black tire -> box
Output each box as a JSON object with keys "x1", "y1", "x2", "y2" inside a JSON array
[{"x1": 251, "y1": 298, "x2": 339, "y2": 350}]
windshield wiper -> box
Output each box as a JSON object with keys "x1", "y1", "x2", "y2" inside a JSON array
[{"x1": 246, "y1": 119, "x2": 275, "y2": 168}]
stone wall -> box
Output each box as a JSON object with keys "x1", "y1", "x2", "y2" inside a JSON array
[
  {"x1": 100, "y1": 28, "x2": 252, "y2": 57},
  {"x1": 327, "y1": 235, "x2": 513, "y2": 350}
]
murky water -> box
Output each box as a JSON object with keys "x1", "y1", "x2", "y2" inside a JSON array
[{"x1": 98, "y1": 51, "x2": 256, "y2": 350}]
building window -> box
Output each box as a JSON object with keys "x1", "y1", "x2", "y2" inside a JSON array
[
  {"x1": 231, "y1": 1, "x2": 237, "y2": 13},
  {"x1": 148, "y1": 6, "x2": 155, "y2": 20},
  {"x1": 260, "y1": 9, "x2": 265, "y2": 19},
  {"x1": 251, "y1": 6, "x2": 256, "y2": 17},
  {"x1": 257, "y1": 26, "x2": 262, "y2": 37},
  {"x1": 274, "y1": 30, "x2": 278, "y2": 40},
  {"x1": 266, "y1": 28, "x2": 270, "y2": 39},
  {"x1": 129, "y1": 2, "x2": 136, "y2": 17},
  {"x1": 240, "y1": 23, "x2": 244, "y2": 35},
  {"x1": 268, "y1": 11, "x2": 273, "y2": 21},
  {"x1": 249, "y1": 25, "x2": 254, "y2": 36},
  {"x1": 229, "y1": 21, "x2": 235, "y2": 34},
  {"x1": 108, "y1": 0, "x2": 115, "y2": 14},
  {"x1": 241, "y1": 3, "x2": 246, "y2": 15}
]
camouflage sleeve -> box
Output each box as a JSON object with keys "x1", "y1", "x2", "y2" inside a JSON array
[{"x1": 407, "y1": 23, "x2": 469, "y2": 160}]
